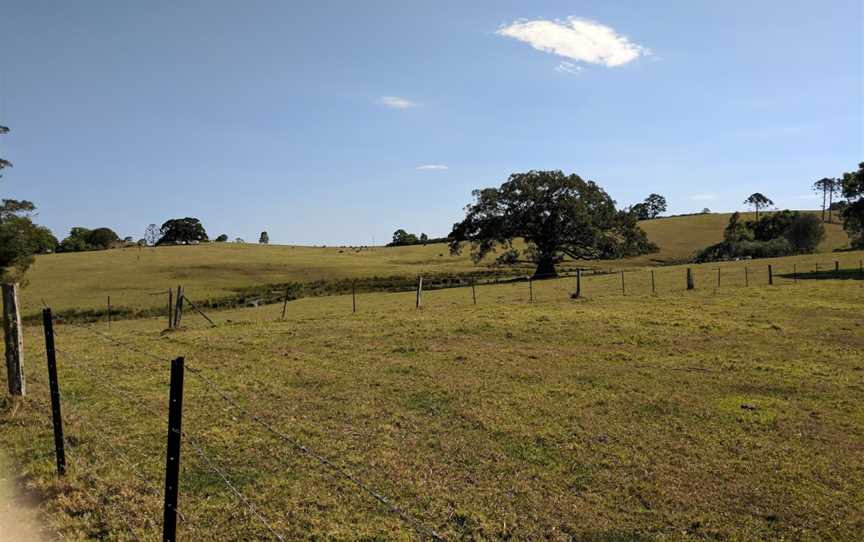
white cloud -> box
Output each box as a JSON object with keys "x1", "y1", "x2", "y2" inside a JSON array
[
  {"x1": 555, "y1": 61, "x2": 583, "y2": 75},
  {"x1": 497, "y1": 17, "x2": 650, "y2": 68},
  {"x1": 416, "y1": 164, "x2": 448, "y2": 171},
  {"x1": 689, "y1": 194, "x2": 717, "y2": 201},
  {"x1": 379, "y1": 96, "x2": 419, "y2": 109}
]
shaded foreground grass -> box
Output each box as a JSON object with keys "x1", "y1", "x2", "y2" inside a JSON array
[{"x1": 1, "y1": 269, "x2": 863, "y2": 539}]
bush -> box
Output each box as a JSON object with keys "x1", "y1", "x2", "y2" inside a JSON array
[{"x1": 784, "y1": 214, "x2": 825, "y2": 253}]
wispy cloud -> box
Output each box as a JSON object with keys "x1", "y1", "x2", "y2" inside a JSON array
[
  {"x1": 689, "y1": 194, "x2": 717, "y2": 201},
  {"x1": 416, "y1": 164, "x2": 448, "y2": 171},
  {"x1": 555, "y1": 61, "x2": 583, "y2": 75},
  {"x1": 497, "y1": 17, "x2": 650, "y2": 69},
  {"x1": 379, "y1": 96, "x2": 419, "y2": 109}
]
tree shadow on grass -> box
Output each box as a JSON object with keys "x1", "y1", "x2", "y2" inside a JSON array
[{"x1": 777, "y1": 268, "x2": 863, "y2": 281}]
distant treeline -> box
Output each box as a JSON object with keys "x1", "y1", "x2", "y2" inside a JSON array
[{"x1": 387, "y1": 229, "x2": 449, "y2": 247}]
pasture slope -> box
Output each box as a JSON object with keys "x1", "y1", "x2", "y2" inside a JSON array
[
  {"x1": 0, "y1": 252, "x2": 862, "y2": 540},
  {"x1": 16, "y1": 211, "x2": 850, "y2": 318}
]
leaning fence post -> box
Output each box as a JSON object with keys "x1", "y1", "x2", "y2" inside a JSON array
[
  {"x1": 415, "y1": 276, "x2": 423, "y2": 309},
  {"x1": 768, "y1": 264, "x2": 773, "y2": 285},
  {"x1": 281, "y1": 289, "x2": 289, "y2": 319},
  {"x1": 2, "y1": 283, "x2": 25, "y2": 396},
  {"x1": 42, "y1": 308, "x2": 66, "y2": 476},
  {"x1": 174, "y1": 286, "x2": 184, "y2": 328},
  {"x1": 162, "y1": 357, "x2": 185, "y2": 542},
  {"x1": 686, "y1": 268, "x2": 694, "y2": 290}
]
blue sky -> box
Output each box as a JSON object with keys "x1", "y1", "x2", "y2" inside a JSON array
[{"x1": 1, "y1": 1, "x2": 861, "y2": 245}]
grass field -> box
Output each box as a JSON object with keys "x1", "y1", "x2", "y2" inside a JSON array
[
  {"x1": 1, "y1": 252, "x2": 862, "y2": 540},
  {"x1": 15, "y1": 212, "x2": 851, "y2": 319}
]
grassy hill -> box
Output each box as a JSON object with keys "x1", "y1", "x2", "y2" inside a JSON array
[
  {"x1": 16, "y1": 212, "x2": 850, "y2": 317},
  {"x1": 2, "y1": 258, "x2": 862, "y2": 539}
]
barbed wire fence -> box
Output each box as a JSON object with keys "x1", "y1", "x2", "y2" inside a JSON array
[
  {"x1": 3, "y1": 256, "x2": 863, "y2": 539},
  {"x1": 16, "y1": 310, "x2": 446, "y2": 540}
]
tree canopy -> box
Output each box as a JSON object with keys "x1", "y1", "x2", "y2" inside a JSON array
[
  {"x1": 744, "y1": 193, "x2": 773, "y2": 221},
  {"x1": 840, "y1": 162, "x2": 864, "y2": 248},
  {"x1": 449, "y1": 170, "x2": 657, "y2": 277},
  {"x1": 57, "y1": 226, "x2": 120, "y2": 252},
  {"x1": 157, "y1": 218, "x2": 208, "y2": 245},
  {"x1": 259, "y1": 231, "x2": 269, "y2": 244}
]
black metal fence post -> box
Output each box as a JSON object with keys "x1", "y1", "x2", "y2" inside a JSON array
[
  {"x1": 41, "y1": 308, "x2": 66, "y2": 477},
  {"x1": 162, "y1": 357, "x2": 185, "y2": 542}
]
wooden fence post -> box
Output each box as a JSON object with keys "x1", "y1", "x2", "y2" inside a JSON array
[
  {"x1": 793, "y1": 264, "x2": 797, "y2": 283},
  {"x1": 768, "y1": 265, "x2": 773, "y2": 285},
  {"x1": 717, "y1": 268, "x2": 721, "y2": 288},
  {"x1": 528, "y1": 277, "x2": 533, "y2": 303},
  {"x1": 575, "y1": 269, "x2": 582, "y2": 298},
  {"x1": 167, "y1": 288, "x2": 173, "y2": 329},
  {"x1": 2, "y1": 283, "x2": 25, "y2": 396},
  {"x1": 281, "y1": 289, "x2": 289, "y2": 319},
  {"x1": 620, "y1": 271, "x2": 625, "y2": 296},
  {"x1": 162, "y1": 357, "x2": 185, "y2": 542},
  {"x1": 42, "y1": 308, "x2": 66, "y2": 476},
  {"x1": 835, "y1": 260, "x2": 840, "y2": 277},
  {"x1": 471, "y1": 281, "x2": 477, "y2": 305},
  {"x1": 416, "y1": 276, "x2": 423, "y2": 309},
  {"x1": 745, "y1": 266, "x2": 749, "y2": 287},
  {"x1": 650, "y1": 270, "x2": 655, "y2": 296},
  {"x1": 860, "y1": 259, "x2": 863, "y2": 279},
  {"x1": 173, "y1": 286, "x2": 184, "y2": 328},
  {"x1": 107, "y1": 296, "x2": 112, "y2": 329},
  {"x1": 686, "y1": 268, "x2": 694, "y2": 290},
  {"x1": 352, "y1": 282, "x2": 356, "y2": 313}
]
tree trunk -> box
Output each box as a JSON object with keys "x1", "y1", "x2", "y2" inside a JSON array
[
  {"x1": 533, "y1": 257, "x2": 557, "y2": 279},
  {"x1": 822, "y1": 187, "x2": 827, "y2": 222},
  {"x1": 828, "y1": 189, "x2": 833, "y2": 223}
]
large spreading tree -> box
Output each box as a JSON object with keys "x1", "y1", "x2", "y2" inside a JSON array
[
  {"x1": 449, "y1": 170, "x2": 657, "y2": 277},
  {"x1": 744, "y1": 193, "x2": 773, "y2": 221},
  {"x1": 157, "y1": 218, "x2": 208, "y2": 245}
]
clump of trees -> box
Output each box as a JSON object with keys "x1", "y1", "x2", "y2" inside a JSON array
[
  {"x1": 630, "y1": 193, "x2": 667, "y2": 220},
  {"x1": 156, "y1": 218, "x2": 208, "y2": 245},
  {"x1": 259, "y1": 231, "x2": 269, "y2": 244},
  {"x1": 813, "y1": 177, "x2": 842, "y2": 223},
  {"x1": 57, "y1": 226, "x2": 121, "y2": 252},
  {"x1": 694, "y1": 210, "x2": 824, "y2": 262},
  {"x1": 0, "y1": 126, "x2": 56, "y2": 280},
  {"x1": 840, "y1": 162, "x2": 864, "y2": 248},
  {"x1": 449, "y1": 170, "x2": 657, "y2": 277},
  {"x1": 215, "y1": 234, "x2": 229, "y2": 242},
  {"x1": 388, "y1": 230, "x2": 445, "y2": 246}
]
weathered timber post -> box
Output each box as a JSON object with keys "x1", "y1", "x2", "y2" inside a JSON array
[
  {"x1": 42, "y1": 308, "x2": 66, "y2": 476},
  {"x1": 620, "y1": 271, "x2": 625, "y2": 296},
  {"x1": 167, "y1": 288, "x2": 173, "y2": 329},
  {"x1": 793, "y1": 264, "x2": 797, "y2": 283},
  {"x1": 575, "y1": 269, "x2": 582, "y2": 298},
  {"x1": 352, "y1": 282, "x2": 357, "y2": 313},
  {"x1": 717, "y1": 268, "x2": 721, "y2": 288},
  {"x1": 528, "y1": 277, "x2": 533, "y2": 303},
  {"x1": 107, "y1": 296, "x2": 112, "y2": 329},
  {"x1": 768, "y1": 264, "x2": 773, "y2": 285},
  {"x1": 471, "y1": 281, "x2": 476, "y2": 305},
  {"x1": 651, "y1": 270, "x2": 656, "y2": 296},
  {"x1": 173, "y1": 286, "x2": 184, "y2": 328},
  {"x1": 281, "y1": 289, "x2": 289, "y2": 319},
  {"x1": 835, "y1": 260, "x2": 840, "y2": 277},
  {"x1": 745, "y1": 266, "x2": 749, "y2": 287},
  {"x1": 860, "y1": 259, "x2": 863, "y2": 279},
  {"x1": 416, "y1": 276, "x2": 423, "y2": 309},
  {"x1": 162, "y1": 357, "x2": 185, "y2": 542},
  {"x1": 686, "y1": 268, "x2": 694, "y2": 290},
  {"x1": 2, "y1": 283, "x2": 25, "y2": 396}
]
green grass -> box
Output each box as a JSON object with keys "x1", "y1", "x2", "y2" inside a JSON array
[
  {"x1": 1, "y1": 254, "x2": 862, "y2": 540},
  {"x1": 16, "y1": 212, "x2": 850, "y2": 318}
]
